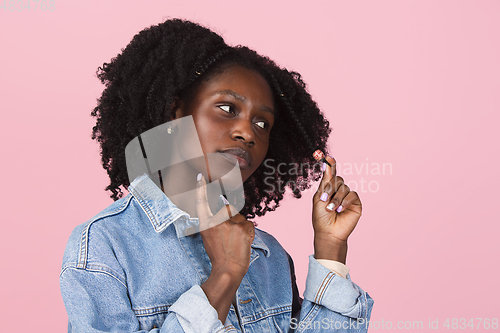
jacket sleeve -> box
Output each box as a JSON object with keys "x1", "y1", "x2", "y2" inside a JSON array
[{"x1": 288, "y1": 255, "x2": 374, "y2": 333}]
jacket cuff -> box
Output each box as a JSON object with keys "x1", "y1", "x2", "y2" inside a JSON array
[
  {"x1": 168, "y1": 285, "x2": 225, "y2": 333},
  {"x1": 316, "y1": 259, "x2": 350, "y2": 278},
  {"x1": 303, "y1": 255, "x2": 368, "y2": 318}
]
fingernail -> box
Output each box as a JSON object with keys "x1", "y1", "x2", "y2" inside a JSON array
[
  {"x1": 322, "y1": 162, "x2": 327, "y2": 172},
  {"x1": 336, "y1": 205, "x2": 343, "y2": 213},
  {"x1": 220, "y1": 194, "x2": 230, "y2": 205},
  {"x1": 197, "y1": 173, "x2": 202, "y2": 182},
  {"x1": 328, "y1": 155, "x2": 333, "y2": 159},
  {"x1": 326, "y1": 203, "x2": 335, "y2": 211},
  {"x1": 320, "y1": 193, "x2": 329, "y2": 202},
  {"x1": 216, "y1": 195, "x2": 225, "y2": 211}
]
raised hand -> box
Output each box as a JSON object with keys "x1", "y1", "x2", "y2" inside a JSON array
[
  {"x1": 312, "y1": 156, "x2": 363, "y2": 264},
  {"x1": 196, "y1": 173, "x2": 255, "y2": 322}
]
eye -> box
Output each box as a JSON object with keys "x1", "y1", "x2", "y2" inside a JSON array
[
  {"x1": 218, "y1": 105, "x2": 234, "y2": 113},
  {"x1": 255, "y1": 121, "x2": 269, "y2": 130}
]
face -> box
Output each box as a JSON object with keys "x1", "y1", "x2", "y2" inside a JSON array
[{"x1": 173, "y1": 65, "x2": 275, "y2": 183}]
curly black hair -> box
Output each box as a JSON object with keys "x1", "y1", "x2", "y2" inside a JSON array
[{"x1": 91, "y1": 19, "x2": 331, "y2": 219}]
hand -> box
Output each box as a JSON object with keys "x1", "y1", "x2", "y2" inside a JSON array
[
  {"x1": 312, "y1": 156, "x2": 362, "y2": 263},
  {"x1": 196, "y1": 174, "x2": 255, "y2": 280}
]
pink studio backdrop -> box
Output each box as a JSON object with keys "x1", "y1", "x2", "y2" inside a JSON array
[{"x1": 1, "y1": 1, "x2": 499, "y2": 331}]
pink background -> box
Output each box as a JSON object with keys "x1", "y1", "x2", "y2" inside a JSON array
[{"x1": 1, "y1": 1, "x2": 499, "y2": 331}]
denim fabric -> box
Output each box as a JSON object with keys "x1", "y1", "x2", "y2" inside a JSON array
[{"x1": 60, "y1": 174, "x2": 373, "y2": 332}]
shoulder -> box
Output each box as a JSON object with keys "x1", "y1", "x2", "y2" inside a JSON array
[
  {"x1": 254, "y1": 228, "x2": 292, "y2": 262},
  {"x1": 254, "y1": 228, "x2": 283, "y2": 250},
  {"x1": 60, "y1": 194, "x2": 140, "y2": 270}
]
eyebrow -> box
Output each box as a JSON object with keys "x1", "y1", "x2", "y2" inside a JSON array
[{"x1": 211, "y1": 90, "x2": 275, "y2": 116}]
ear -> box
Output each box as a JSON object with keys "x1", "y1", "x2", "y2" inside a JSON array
[{"x1": 165, "y1": 97, "x2": 185, "y2": 121}]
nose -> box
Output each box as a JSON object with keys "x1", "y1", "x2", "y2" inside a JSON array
[{"x1": 230, "y1": 118, "x2": 255, "y2": 147}]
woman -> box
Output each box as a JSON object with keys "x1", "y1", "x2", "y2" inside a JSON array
[{"x1": 60, "y1": 19, "x2": 373, "y2": 332}]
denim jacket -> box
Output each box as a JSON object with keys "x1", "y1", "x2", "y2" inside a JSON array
[{"x1": 60, "y1": 174, "x2": 373, "y2": 332}]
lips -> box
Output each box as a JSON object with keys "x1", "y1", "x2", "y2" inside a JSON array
[{"x1": 218, "y1": 147, "x2": 253, "y2": 170}]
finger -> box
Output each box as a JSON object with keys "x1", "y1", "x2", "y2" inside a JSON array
[
  {"x1": 195, "y1": 173, "x2": 213, "y2": 221},
  {"x1": 314, "y1": 155, "x2": 337, "y2": 201},
  {"x1": 199, "y1": 203, "x2": 240, "y2": 232},
  {"x1": 236, "y1": 219, "x2": 256, "y2": 243},
  {"x1": 335, "y1": 191, "x2": 362, "y2": 214},
  {"x1": 242, "y1": 220, "x2": 256, "y2": 241},
  {"x1": 326, "y1": 155, "x2": 337, "y2": 179},
  {"x1": 333, "y1": 175, "x2": 344, "y2": 192},
  {"x1": 318, "y1": 175, "x2": 345, "y2": 205},
  {"x1": 326, "y1": 183, "x2": 350, "y2": 212},
  {"x1": 215, "y1": 194, "x2": 238, "y2": 219}
]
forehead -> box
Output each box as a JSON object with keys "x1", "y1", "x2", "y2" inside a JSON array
[{"x1": 196, "y1": 65, "x2": 274, "y2": 105}]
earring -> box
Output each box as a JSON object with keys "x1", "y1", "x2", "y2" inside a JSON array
[{"x1": 166, "y1": 124, "x2": 177, "y2": 134}]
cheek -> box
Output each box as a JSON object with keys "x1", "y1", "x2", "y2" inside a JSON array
[
  {"x1": 192, "y1": 116, "x2": 219, "y2": 152},
  {"x1": 197, "y1": 127, "x2": 222, "y2": 154}
]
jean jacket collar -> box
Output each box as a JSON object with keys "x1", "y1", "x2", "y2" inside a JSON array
[{"x1": 128, "y1": 173, "x2": 270, "y2": 257}]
